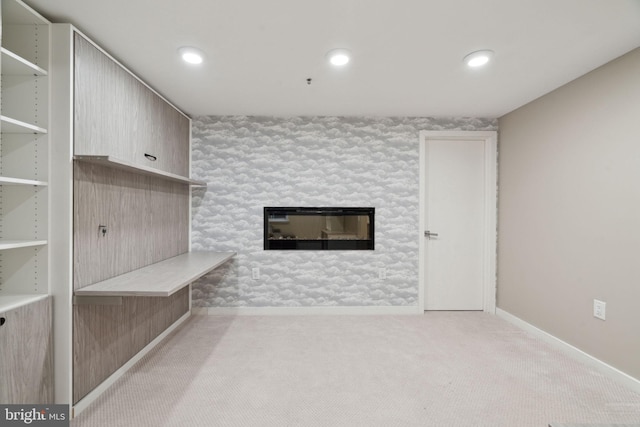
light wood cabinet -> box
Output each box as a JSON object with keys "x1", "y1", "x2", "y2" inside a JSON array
[
  {"x1": 73, "y1": 33, "x2": 189, "y2": 177},
  {"x1": 0, "y1": 297, "x2": 53, "y2": 403},
  {"x1": 50, "y1": 23, "x2": 223, "y2": 414}
]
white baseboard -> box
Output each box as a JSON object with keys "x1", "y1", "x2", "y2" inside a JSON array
[
  {"x1": 72, "y1": 311, "x2": 191, "y2": 418},
  {"x1": 193, "y1": 305, "x2": 423, "y2": 316},
  {"x1": 496, "y1": 308, "x2": 640, "y2": 394}
]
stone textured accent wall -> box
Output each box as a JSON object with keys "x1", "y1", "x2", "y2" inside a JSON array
[{"x1": 191, "y1": 116, "x2": 497, "y2": 307}]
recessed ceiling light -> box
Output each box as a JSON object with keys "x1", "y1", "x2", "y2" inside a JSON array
[
  {"x1": 178, "y1": 46, "x2": 204, "y2": 65},
  {"x1": 327, "y1": 48, "x2": 351, "y2": 66},
  {"x1": 464, "y1": 50, "x2": 494, "y2": 68}
]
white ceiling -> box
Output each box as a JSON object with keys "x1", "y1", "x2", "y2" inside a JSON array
[{"x1": 26, "y1": 0, "x2": 640, "y2": 118}]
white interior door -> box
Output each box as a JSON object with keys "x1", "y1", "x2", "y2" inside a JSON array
[{"x1": 420, "y1": 132, "x2": 496, "y2": 311}]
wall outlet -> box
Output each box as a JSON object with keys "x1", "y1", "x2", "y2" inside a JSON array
[
  {"x1": 593, "y1": 299, "x2": 606, "y2": 320},
  {"x1": 251, "y1": 267, "x2": 260, "y2": 280},
  {"x1": 378, "y1": 268, "x2": 386, "y2": 280}
]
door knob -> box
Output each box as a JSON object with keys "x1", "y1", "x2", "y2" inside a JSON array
[{"x1": 424, "y1": 230, "x2": 439, "y2": 239}]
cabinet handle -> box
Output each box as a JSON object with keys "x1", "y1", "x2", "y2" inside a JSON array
[
  {"x1": 0, "y1": 317, "x2": 5, "y2": 327},
  {"x1": 144, "y1": 153, "x2": 157, "y2": 161}
]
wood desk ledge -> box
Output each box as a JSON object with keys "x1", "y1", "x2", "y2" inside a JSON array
[{"x1": 74, "y1": 251, "x2": 235, "y2": 301}]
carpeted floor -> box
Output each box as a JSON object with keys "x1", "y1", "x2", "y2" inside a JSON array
[{"x1": 71, "y1": 312, "x2": 640, "y2": 426}]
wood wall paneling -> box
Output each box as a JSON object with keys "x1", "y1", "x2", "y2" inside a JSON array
[
  {"x1": 0, "y1": 297, "x2": 53, "y2": 404},
  {"x1": 73, "y1": 160, "x2": 190, "y2": 404},
  {"x1": 72, "y1": 288, "x2": 189, "y2": 403},
  {"x1": 72, "y1": 28, "x2": 193, "y2": 407},
  {"x1": 73, "y1": 162, "x2": 189, "y2": 289}
]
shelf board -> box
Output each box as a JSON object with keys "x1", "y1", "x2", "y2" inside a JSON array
[
  {"x1": 1, "y1": 47, "x2": 48, "y2": 76},
  {"x1": 1, "y1": 115, "x2": 48, "y2": 134},
  {"x1": 73, "y1": 155, "x2": 207, "y2": 186},
  {"x1": 74, "y1": 251, "x2": 236, "y2": 298},
  {"x1": 0, "y1": 294, "x2": 48, "y2": 313},
  {"x1": 0, "y1": 239, "x2": 47, "y2": 251},
  {"x1": 0, "y1": 176, "x2": 48, "y2": 186}
]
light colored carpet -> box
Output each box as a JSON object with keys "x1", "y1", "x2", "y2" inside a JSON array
[{"x1": 71, "y1": 312, "x2": 640, "y2": 426}]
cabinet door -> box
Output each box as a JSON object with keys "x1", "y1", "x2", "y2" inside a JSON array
[
  {"x1": 74, "y1": 33, "x2": 189, "y2": 177},
  {"x1": 137, "y1": 76, "x2": 190, "y2": 176},
  {"x1": 0, "y1": 297, "x2": 53, "y2": 404},
  {"x1": 147, "y1": 90, "x2": 190, "y2": 176},
  {"x1": 74, "y1": 33, "x2": 134, "y2": 162}
]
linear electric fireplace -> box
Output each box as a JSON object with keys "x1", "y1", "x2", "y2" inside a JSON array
[{"x1": 264, "y1": 207, "x2": 375, "y2": 250}]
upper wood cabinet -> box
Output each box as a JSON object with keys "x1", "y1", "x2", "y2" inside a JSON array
[{"x1": 73, "y1": 33, "x2": 190, "y2": 177}]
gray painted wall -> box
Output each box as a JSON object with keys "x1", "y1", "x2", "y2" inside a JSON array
[
  {"x1": 191, "y1": 116, "x2": 496, "y2": 307},
  {"x1": 498, "y1": 48, "x2": 640, "y2": 380}
]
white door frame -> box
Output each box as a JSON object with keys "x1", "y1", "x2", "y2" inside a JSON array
[{"x1": 418, "y1": 130, "x2": 497, "y2": 313}]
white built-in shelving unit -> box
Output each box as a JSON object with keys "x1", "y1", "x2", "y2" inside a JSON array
[
  {"x1": 0, "y1": 0, "x2": 50, "y2": 313},
  {"x1": 0, "y1": 0, "x2": 53, "y2": 405}
]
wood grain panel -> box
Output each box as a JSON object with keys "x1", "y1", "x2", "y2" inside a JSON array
[
  {"x1": 72, "y1": 288, "x2": 189, "y2": 403},
  {"x1": 73, "y1": 160, "x2": 190, "y2": 403},
  {"x1": 74, "y1": 32, "x2": 135, "y2": 162},
  {"x1": 73, "y1": 161, "x2": 189, "y2": 290},
  {"x1": 0, "y1": 297, "x2": 53, "y2": 403},
  {"x1": 149, "y1": 91, "x2": 190, "y2": 176},
  {"x1": 72, "y1": 31, "x2": 192, "y2": 405},
  {"x1": 74, "y1": 33, "x2": 189, "y2": 177}
]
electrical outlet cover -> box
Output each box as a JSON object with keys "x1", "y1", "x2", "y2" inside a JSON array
[{"x1": 593, "y1": 299, "x2": 606, "y2": 320}]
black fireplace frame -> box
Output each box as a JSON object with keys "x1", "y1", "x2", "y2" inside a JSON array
[{"x1": 264, "y1": 207, "x2": 375, "y2": 250}]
